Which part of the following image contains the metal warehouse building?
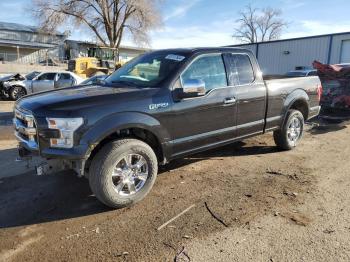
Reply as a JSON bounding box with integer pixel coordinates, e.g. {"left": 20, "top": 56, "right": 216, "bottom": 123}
{"left": 0, "top": 21, "right": 66, "bottom": 64}
{"left": 230, "top": 32, "right": 350, "bottom": 75}
{"left": 0, "top": 21, "right": 148, "bottom": 65}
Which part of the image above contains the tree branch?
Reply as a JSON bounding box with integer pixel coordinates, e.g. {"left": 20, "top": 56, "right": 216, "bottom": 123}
{"left": 31, "top": 0, "right": 162, "bottom": 48}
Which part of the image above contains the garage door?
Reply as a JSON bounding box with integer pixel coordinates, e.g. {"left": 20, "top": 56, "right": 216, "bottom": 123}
{"left": 340, "top": 40, "right": 350, "bottom": 63}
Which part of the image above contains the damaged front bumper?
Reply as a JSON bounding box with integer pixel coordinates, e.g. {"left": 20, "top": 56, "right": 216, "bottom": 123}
{"left": 17, "top": 146, "right": 87, "bottom": 177}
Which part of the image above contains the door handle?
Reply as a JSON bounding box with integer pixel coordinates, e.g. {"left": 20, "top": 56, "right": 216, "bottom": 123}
{"left": 224, "top": 97, "right": 236, "bottom": 104}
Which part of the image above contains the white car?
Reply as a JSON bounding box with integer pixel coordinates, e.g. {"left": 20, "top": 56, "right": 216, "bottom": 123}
{"left": 285, "top": 69, "right": 318, "bottom": 77}
{"left": 8, "top": 71, "right": 84, "bottom": 100}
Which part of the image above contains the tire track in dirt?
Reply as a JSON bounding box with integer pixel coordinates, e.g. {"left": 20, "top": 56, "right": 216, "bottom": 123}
{"left": 0, "top": 226, "right": 43, "bottom": 262}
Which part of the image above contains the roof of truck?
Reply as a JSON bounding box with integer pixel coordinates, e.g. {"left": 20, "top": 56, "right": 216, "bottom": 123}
{"left": 152, "top": 47, "right": 250, "bottom": 54}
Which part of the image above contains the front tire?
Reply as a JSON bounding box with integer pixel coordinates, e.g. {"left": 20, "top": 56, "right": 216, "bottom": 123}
{"left": 89, "top": 138, "right": 158, "bottom": 208}
{"left": 10, "top": 86, "right": 26, "bottom": 100}
{"left": 274, "top": 110, "right": 304, "bottom": 150}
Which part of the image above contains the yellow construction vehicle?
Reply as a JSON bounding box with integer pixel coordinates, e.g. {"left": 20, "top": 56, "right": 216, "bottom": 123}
{"left": 68, "top": 47, "right": 123, "bottom": 78}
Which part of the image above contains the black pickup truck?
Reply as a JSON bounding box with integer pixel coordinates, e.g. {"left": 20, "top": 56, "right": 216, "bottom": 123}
{"left": 14, "top": 47, "right": 321, "bottom": 208}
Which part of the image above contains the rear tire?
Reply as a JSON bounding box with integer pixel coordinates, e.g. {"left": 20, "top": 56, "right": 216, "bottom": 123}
{"left": 10, "top": 86, "right": 26, "bottom": 100}
{"left": 274, "top": 110, "right": 304, "bottom": 150}
{"left": 89, "top": 138, "right": 158, "bottom": 208}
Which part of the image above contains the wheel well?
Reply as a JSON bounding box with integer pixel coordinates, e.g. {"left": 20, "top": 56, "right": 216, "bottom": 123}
{"left": 11, "top": 85, "right": 27, "bottom": 94}
{"left": 86, "top": 128, "right": 164, "bottom": 170}
{"left": 290, "top": 99, "right": 308, "bottom": 120}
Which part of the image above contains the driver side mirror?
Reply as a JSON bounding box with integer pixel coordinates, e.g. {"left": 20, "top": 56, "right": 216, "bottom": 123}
{"left": 178, "top": 79, "right": 206, "bottom": 99}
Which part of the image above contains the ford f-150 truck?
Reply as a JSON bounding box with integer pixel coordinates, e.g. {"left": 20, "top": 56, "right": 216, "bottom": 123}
{"left": 14, "top": 47, "right": 322, "bottom": 208}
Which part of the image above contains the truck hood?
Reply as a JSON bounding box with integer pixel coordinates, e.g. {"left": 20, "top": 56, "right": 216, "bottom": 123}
{"left": 16, "top": 84, "right": 156, "bottom": 115}
{"left": 0, "top": 73, "right": 25, "bottom": 82}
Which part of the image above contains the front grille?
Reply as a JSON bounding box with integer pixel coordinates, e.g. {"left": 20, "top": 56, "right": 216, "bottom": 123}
{"left": 13, "top": 107, "right": 38, "bottom": 150}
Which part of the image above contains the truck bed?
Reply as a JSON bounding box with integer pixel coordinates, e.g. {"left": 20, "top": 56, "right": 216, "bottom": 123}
{"left": 263, "top": 76, "right": 321, "bottom": 131}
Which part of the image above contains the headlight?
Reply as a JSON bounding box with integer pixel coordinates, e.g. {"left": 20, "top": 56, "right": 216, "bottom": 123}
{"left": 3, "top": 82, "right": 11, "bottom": 88}
{"left": 46, "top": 118, "right": 83, "bottom": 148}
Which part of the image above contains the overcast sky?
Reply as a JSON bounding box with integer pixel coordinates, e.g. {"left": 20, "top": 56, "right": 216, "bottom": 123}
{"left": 1, "top": 0, "right": 350, "bottom": 48}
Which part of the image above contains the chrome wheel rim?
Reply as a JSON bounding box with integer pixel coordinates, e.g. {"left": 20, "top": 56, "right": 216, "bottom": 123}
{"left": 112, "top": 154, "right": 149, "bottom": 196}
{"left": 287, "top": 116, "right": 302, "bottom": 143}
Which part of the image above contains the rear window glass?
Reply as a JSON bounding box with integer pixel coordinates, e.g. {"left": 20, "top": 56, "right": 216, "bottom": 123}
{"left": 307, "top": 71, "right": 318, "bottom": 76}
{"left": 229, "top": 54, "right": 255, "bottom": 85}
{"left": 286, "top": 71, "right": 307, "bottom": 77}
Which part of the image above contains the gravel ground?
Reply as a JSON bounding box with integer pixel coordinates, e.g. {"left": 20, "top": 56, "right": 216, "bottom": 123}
{"left": 0, "top": 101, "right": 14, "bottom": 113}
{"left": 0, "top": 121, "right": 349, "bottom": 262}
{"left": 0, "top": 101, "right": 15, "bottom": 140}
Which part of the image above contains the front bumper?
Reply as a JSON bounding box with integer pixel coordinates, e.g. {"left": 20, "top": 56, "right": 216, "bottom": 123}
{"left": 0, "top": 88, "right": 9, "bottom": 98}
{"left": 14, "top": 106, "right": 91, "bottom": 159}
{"left": 14, "top": 106, "right": 89, "bottom": 176}
{"left": 17, "top": 145, "right": 87, "bottom": 177}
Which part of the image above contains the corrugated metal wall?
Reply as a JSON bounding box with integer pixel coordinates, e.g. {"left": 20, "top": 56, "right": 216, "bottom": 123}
{"left": 258, "top": 36, "right": 329, "bottom": 74}
{"left": 233, "top": 33, "right": 350, "bottom": 75}
{"left": 329, "top": 33, "right": 350, "bottom": 64}
{"left": 0, "top": 30, "right": 65, "bottom": 45}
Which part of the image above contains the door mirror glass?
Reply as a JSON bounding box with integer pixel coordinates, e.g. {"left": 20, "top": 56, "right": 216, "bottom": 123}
{"left": 179, "top": 79, "right": 206, "bottom": 98}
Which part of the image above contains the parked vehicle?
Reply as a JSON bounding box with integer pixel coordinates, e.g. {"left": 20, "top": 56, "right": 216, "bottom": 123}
{"left": 285, "top": 69, "right": 318, "bottom": 77}
{"left": 80, "top": 74, "right": 108, "bottom": 85}
{"left": 0, "top": 71, "right": 40, "bottom": 100}
{"left": 14, "top": 47, "right": 321, "bottom": 208}
{"left": 313, "top": 61, "right": 350, "bottom": 121}
{"left": 68, "top": 47, "right": 124, "bottom": 78}
{"left": 7, "top": 71, "right": 84, "bottom": 100}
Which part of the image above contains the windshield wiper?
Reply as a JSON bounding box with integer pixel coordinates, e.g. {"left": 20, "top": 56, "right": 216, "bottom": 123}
{"left": 108, "top": 80, "right": 155, "bottom": 89}
{"left": 109, "top": 80, "right": 137, "bottom": 87}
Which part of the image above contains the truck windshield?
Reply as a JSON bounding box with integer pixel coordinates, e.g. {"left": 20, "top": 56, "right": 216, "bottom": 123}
{"left": 105, "top": 52, "right": 187, "bottom": 87}
{"left": 25, "top": 71, "right": 40, "bottom": 80}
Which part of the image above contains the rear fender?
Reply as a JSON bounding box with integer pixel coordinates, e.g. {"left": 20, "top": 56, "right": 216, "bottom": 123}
{"left": 280, "top": 89, "right": 309, "bottom": 127}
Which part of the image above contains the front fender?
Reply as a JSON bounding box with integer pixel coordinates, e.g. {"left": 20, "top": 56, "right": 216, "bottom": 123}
{"left": 4, "top": 81, "right": 24, "bottom": 91}
{"left": 79, "top": 112, "right": 170, "bottom": 157}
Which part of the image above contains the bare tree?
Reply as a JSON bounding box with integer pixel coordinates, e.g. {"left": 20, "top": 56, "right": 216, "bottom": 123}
{"left": 233, "top": 5, "right": 288, "bottom": 43}
{"left": 31, "top": 0, "right": 163, "bottom": 48}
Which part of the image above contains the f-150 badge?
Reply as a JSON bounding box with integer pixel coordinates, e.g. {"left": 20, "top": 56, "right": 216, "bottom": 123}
{"left": 149, "top": 103, "right": 169, "bottom": 110}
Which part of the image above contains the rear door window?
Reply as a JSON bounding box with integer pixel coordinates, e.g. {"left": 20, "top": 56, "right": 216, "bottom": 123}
{"left": 229, "top": 54, "right": 255, "bottom": 86}
{"left": 59, "top": 73, "right": 73, "bottom": 80}
{"left": 307, "top": 71, "right": 318, "bottom": 76}
{"left": 181, "top": 54, "right": 227, "bottom": 92}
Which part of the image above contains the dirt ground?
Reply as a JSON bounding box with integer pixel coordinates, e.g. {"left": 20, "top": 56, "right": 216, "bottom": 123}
{"left": 0, "top": 100, "right": 14, "bottom": 113}
{"left": 0, "top": 120, "right": 350, "bottom": 262}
